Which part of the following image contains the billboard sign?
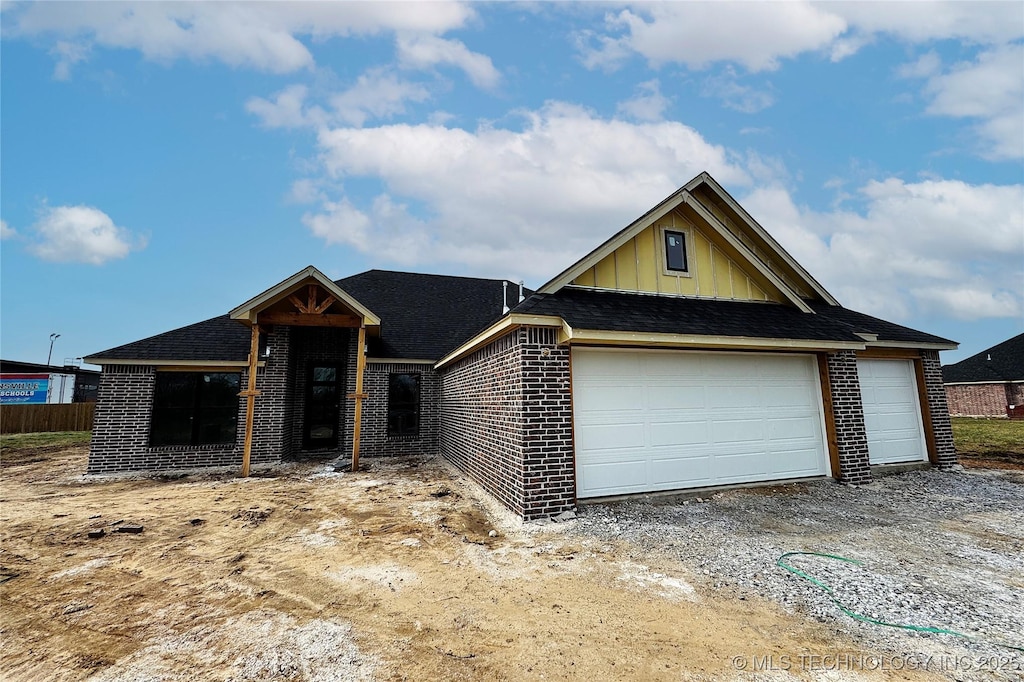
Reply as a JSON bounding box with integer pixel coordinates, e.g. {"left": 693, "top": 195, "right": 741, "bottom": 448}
{"left": 0, "top": 374, "right": 50, "bottom": 404}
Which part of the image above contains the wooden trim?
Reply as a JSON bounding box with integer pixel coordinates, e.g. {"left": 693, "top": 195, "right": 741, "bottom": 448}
{"left": 566, "top": 329, "right": 865, "bottom": 351}
{"left": 240, "top": 325, "right": 261, "bottom": 478}
{"left": 351, "top": 326, "right": 367, "bottom": 471}
{"left": 567, "top": 347, "right": 579, "bottom": 507}
{"left": 687, "top": 173, "right": 841, "bottom": 306}
{"left": 679, "top": 195, "right": 813, "bottom": 313}
{"left": 365, "top": 358, "right": 436, "bottom": 365}
{"left": 434, "top": 314, "right": 564, "bottom": 369}
{"left": 229, "top": 265, "right": 381, "bottom": 326}
{"left": 817, "top": 354, "right": 841, "bottom": 479}
{"left": 156, "top": 364, "right": 261, "bottom": 373}
{"left": 866, "top": 340, "right": 958, "bottom": 351}
{"left": 87, "top": 359, "right": 264, "bottom": 367}
{"left": 857, "top": 347, "right": 922, "bottom": 359}
{"left": 257, "top": 312, "right": 361, "bottom": 328}
{"left": 913, "top": 357, "right": 939, "bottom": 464}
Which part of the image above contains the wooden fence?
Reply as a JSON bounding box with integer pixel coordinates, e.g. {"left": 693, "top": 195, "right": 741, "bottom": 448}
{"left": 0, "top": 403, "right": 95, "bottom": 434}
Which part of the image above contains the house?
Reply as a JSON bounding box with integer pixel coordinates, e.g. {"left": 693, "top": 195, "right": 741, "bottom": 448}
{"left": 942, "top": 333, "right": 1024, "bottom": 418}
{"left": 84, "top": 172, "right": 958, "bottom": 519}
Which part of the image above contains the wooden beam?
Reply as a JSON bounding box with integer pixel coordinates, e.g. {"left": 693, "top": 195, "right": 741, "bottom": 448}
{"left": 857, "top": 347, "right": 921, "bottom": 359}
{"left": 351, "top": 325, "right": 367, "bottom": 472}
{"left": 257, "top": 312, "right": 361, "bottom": 328}
{"left": 240, "top": 324, "right": 261, "bottom": 478}
{"left": 288, "top": 294, "right": 309, "bottom": 313}
{"left": 312, "top": 294, "right": 336, "bottom": 315}
{"left": 307, "top": 284, "right": 317, "bottom": 314}
{"left": 817, "top": 354, "right": 841, "bottom": 479}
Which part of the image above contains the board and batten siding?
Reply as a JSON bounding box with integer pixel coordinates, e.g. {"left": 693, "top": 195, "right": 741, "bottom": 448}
{"left": 571, "top": 209, "right": 782, "bottom": 303}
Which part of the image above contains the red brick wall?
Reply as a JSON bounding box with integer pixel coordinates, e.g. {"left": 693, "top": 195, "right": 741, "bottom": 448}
{"left": 945, "top": 383, "right": 1010, "bottom": 417}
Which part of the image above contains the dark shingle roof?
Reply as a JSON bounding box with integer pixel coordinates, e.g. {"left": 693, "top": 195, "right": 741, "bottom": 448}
{"left": 809, "top": 302, "right": 957, "bottom": 346}
{"left": 86, "top": 315, "right": 251, "bottom": 362}
{"left": 336, "top": 270, "right": 525, "bottom": 359}
{"left": 87, "top": 270, "right": 526, "bottom": 363}
{"left": 513, "top": 288, "right": 865, "bottom": 342}
{"left": 942, "top": 333, "right": 1024, "bottom": 383}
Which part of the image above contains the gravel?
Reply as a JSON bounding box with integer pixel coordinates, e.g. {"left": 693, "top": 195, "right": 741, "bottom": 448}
{"left": 566, "top": 468, "right": 1024, "bottom": 678}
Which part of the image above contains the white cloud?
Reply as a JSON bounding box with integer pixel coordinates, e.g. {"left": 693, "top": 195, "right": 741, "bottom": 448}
{"left": 6, "top": 1, "right": 475, "bottom": 74}
{"left": 831, "top": 1, "right": 1024, "bottom": 45}
{"left": 919, "top": 44, "right": 1024, "bottom": 160}
{"left": 247, "top": 70, "right": 431, "bottom": 130}
{"left": 305, "top": 102, "right": 749, "bottom": 277}
{"left": 701, "top": 68, "right": 776, "bottom": 113}
{"left": 396, "top": 34, "right": 500, "bottom": 89}
{"left": 246, "top": 84, "right": 321, "bottom": 129}
{"left": 579, "top": 3, "right": 846, "bottom": 72}
{"left": 742, "top": 178, "right": 1023, "bottom": 321}
{"left": 29, "top": 205, "right": 145, "bottom": 265}
{"left": 616, "top": 79, "right": 670, "bottom": 121}
{"left": 578, "top": 2, "right": 1023, "bottom": 71}
{"left": 330, "top": 69, "right": 431, "bottom": 126}
{"left": 1, "top": 219, "right": 16, "bottom": 240}
{"left": 49, "top": 40, "right": 90, "bottom": 80}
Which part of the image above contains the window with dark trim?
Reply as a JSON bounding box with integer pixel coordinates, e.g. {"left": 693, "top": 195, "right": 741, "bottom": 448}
{"left": 150, "top": 372, "right": 240, "bottom": 447}
{"left": 664, "top": 229, "right": 688, "bottom": 273}
{"left": 387, "top": 373, "right": 421, "bottom": 437}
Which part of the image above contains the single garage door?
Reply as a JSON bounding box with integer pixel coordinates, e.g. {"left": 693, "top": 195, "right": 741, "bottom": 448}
{"left": 857, "top": 358, "right": 928, "bottom": 465}
{"left": 572, "top": 348, "right": 829, "bottom": 498}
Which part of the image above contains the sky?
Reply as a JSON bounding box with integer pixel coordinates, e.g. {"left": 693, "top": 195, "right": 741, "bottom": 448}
{"left": 1, "top": 1, "right": 1022, "bottom": 369}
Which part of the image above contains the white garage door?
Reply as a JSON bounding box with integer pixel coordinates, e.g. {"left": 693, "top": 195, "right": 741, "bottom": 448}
{"left": 857, "top": 358, "right": 927, "bottom": 465}
{"left": 572, "top": 349, "right": 830, "bottom": 498}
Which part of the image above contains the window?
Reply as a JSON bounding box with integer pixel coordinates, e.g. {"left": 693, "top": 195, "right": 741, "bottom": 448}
{"left": 664, "top": 229, "right": 688, "bottom": 273}
{"left": 388, "top": 373, "right": 421, "bottom": 437}
{"left": 150, "top": 372, "right": 240, "bottom": 446}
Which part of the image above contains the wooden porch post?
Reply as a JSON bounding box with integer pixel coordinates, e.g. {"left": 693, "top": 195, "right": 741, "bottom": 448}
{"left": 240, "top": 323, "right": 262, "bottom": 477}
{"left": 351, "top": 325, "right": 367, "bottom": 471}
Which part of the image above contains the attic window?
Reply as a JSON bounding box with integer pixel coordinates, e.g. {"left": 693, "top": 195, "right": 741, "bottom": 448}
{"left": 664, "top": 229, "right": 688, "bottom": 273}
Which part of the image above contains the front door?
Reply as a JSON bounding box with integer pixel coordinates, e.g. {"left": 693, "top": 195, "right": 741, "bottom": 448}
{"left": 303, "top": 364, "right": 343, "bottom": 450}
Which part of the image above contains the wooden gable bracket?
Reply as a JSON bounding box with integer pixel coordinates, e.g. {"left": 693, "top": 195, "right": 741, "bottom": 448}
{"left": 260, "top": 284, "right": 357, "bottom": 328}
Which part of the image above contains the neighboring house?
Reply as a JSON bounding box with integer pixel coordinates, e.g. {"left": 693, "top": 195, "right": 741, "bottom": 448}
{"left": 942, "top": 334, "right": 1024, "bottom": 418}
{"left": 84, "top": 172, "right": 958, "bottom": 519}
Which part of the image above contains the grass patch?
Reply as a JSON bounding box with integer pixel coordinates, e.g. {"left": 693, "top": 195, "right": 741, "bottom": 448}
{"left": 1, "top": 431, "right": 91, "bottom": 453}
{"left": 951, "top": 418, "right": 1024, "bottom": 459}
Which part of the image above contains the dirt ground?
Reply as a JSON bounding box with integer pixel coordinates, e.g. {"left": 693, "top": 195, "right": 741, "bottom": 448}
{"left": 1, "top": 448, "right": 957, "bottom": 681}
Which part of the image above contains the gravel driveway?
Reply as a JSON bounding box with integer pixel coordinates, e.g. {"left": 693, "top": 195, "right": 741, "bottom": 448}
{"left": 565, "top": 468, "right": 1024, "bottom": 679}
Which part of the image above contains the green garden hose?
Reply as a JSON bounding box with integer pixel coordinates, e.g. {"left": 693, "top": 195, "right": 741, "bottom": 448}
{"left": 776, "top": 551, "right": 1024, "bottom": 653}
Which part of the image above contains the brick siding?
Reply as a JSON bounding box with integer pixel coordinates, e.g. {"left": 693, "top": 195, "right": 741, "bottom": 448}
{"left": 920, "top": 351, "right": 957, "bottom": 467}
{"left": 945, "top": 383, "right": 1017, "bottom": 417}
{"left": 361, "top": 363, "right": 440, "bottom": 457}
{"left": 520, "top": 327, "right": 574, "bottom": 519}
{"left": 440, "top": 326, "right": 575, "bottom": 519}
{"left": 826, "top": 351, "right": 872, "bottom": 484}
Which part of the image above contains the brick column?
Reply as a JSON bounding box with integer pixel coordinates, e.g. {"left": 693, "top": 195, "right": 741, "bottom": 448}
{"left": 920, "top": 350, "right": 957, "bottom": 468}
{"left": 251, "top": 325, "right": 291, "bottom": 465}
{"left": 520, "top": 327, "right": 575, "bottom": 520}
{"left": 826, "top": 351, "right": 871, "bottom": 484}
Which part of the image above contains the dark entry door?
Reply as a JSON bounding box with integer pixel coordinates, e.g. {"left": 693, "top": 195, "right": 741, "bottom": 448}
{"left": 303, "top": 364, "right": 343, "bottom": 449}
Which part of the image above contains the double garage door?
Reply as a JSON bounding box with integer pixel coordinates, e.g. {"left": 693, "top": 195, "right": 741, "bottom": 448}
{"left": 572, "top": 349, "right": 830, "bottom": 498}
{"left": 572, "top": 350, "right": 929, "bottom": 499}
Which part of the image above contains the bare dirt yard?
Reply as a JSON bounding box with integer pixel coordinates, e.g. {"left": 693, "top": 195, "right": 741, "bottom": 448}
{"left": 2, "top": 443, "right": 1021, "bottom": 681}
